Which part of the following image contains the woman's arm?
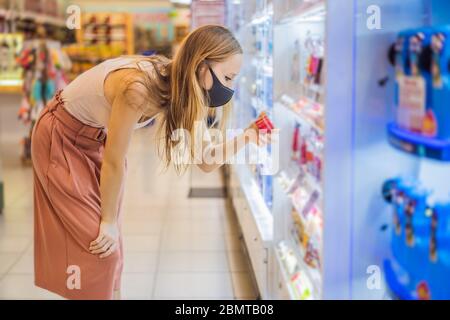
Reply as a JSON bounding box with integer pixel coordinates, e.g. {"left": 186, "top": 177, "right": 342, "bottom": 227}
{"left": 196, "top": 121, "right": 274, "bottom": 173}
{"left": 89, "top": 79, "right": 144, "bottom": 259}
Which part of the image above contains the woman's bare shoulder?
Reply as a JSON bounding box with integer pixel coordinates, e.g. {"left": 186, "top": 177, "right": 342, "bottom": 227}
{"left": 104, "top": 68, "right": 151, "bottom": 111}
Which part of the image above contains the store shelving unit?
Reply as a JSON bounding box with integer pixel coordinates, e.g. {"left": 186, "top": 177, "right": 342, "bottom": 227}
{"left": 227, "top": 0, "right": 450, "bottom": 300}
{"left": 62, "top": 13, "right": 135, "bottom": 80}
{"left": 270, "top": 0, "right": 325, "bottom": 300}
{"left": 76, "top": 12, "right": 134, "bottom": 55}
{"left": 226, "top": 0, "right": 274, "bottom": 299}
{"left": 0, "top": 0, "right": 69, "bottom": 93}
{"left": 227, "top": 0, "right": 326, "bottom": 300}
{"left": 0, "top": 32, "right": 24, "bottom": 91}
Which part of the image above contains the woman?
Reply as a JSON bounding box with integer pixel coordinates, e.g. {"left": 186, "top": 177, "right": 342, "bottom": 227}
{"left": 31, "top": 25, "right": 271, "bottom": 300}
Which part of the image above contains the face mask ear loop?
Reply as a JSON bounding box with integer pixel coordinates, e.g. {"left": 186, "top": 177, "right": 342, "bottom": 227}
{"left": 207, "top": 63, "right": 217, "bottom": 82}
{"left": 201, "top": 62, "right": 213, "bottom": 106}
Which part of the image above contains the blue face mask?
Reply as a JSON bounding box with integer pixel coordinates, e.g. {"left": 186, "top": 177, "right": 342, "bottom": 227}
{"left": 206, "top": 65, "right": 235, "bottom": 108}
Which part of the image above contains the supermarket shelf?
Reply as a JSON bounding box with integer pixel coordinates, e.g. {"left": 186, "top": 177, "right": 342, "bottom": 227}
{"left": 274, "top": 246, "right": 299, "bottom": 300}
{"left": 275, "top": 101, "right": 324, "bottom": 135}
{"left": 0, "top": 81, "right": 23, "bottom": 93}
{"left": 277, "top": 177, "right": 322, "bottom": 222}
{"left": 250, "top": 14, "right": 272, "bottom": 26}
{"left": 0, "top": 9, "right": 66, "bottom": 26}
{"left": 68, "top": 56, "right": 106, "bottom": 64}
{"left": 228, "top": 164, "right": 272, "bottom": 298}
{"left": 274, "top": 239, "right": 321, "bottom": 300}
{"left": 251, "top": 57, "right": 273, "bottom": 76}
{"left": 238, "top": 8, "right": 273, "bottom": 29}
{"left": 278, "top": 163, "right": 323, "bottom": 194}
{"left": 276, "top": 1, "right": 326, "bottom": 26}
{"left": 273, "top": 174, "right": 322, "bottom": 299}
{"left": 76, "top": 13, "right": 134, "bottom": 55}
{"left": 387, "top": 122, "right": 450, "bottom": 161}
{"left": 290, "top": 238, "right": 322, "bottom": 299}
{"left": 233, "top": 164, "right": 273, "bottom": 246}
{"left": 20, "top": 11, "right": 66, "bottom": 27}
{"left": 83, "top": 35, "right": 127, "bottom": 41}
{"left": 83, "top": 23, "right": 126, "bottom": 29}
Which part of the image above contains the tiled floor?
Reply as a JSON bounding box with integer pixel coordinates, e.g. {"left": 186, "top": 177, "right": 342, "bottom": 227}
{"left": 0, "top": 94, "right": 258, "bottom": 300}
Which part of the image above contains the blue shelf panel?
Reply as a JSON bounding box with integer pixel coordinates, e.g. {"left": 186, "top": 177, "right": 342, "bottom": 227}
{"left": 387, "top": 123, "right": 450, "bottom": 161}
{"left": 384, "top": 259, "right": 415, "bottom": 300}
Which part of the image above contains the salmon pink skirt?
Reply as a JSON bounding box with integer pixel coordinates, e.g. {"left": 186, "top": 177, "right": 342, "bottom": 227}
{"left": 31, "top": 91, "right": 124, "bottom": 300}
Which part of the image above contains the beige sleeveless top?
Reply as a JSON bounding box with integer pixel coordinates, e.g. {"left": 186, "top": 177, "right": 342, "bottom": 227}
{"left": 62, "top": 56, "right": 157, "bottom": 129}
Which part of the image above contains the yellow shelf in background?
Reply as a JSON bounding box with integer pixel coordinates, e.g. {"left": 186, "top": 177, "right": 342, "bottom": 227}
{"left": 0, "top": 84, "right": 23, "bottom": 94}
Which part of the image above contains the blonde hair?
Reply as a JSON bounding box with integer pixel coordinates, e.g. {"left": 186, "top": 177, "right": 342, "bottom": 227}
{"left": 123, "top": 25, "right": 242, "bottom": 174}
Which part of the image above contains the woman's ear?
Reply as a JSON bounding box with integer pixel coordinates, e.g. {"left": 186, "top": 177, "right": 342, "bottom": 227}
{"left": 198, "top": 61, "right": 213, "bottom": 90}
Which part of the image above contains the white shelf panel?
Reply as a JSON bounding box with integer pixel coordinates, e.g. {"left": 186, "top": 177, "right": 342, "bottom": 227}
{"left": 233, "top": 164, "right": 273, "bottom": 246}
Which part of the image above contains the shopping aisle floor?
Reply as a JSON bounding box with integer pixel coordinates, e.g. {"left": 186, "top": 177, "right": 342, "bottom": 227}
{"left": 0, "top": 94, "right": 258, "bottom": 300}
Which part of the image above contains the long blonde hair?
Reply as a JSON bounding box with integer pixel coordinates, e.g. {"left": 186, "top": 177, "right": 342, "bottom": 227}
{"left": 125, "top": 25, "right": 242, "bottom": 174}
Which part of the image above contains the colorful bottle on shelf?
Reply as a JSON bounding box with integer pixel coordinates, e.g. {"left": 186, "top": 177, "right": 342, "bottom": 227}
{"left": 292, "top": 123, "right": 301, "bottom": 161}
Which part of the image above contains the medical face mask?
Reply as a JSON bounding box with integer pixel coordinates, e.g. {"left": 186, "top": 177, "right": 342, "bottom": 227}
{"left": 205, "top": 65, "right": 235, "bottom": 108}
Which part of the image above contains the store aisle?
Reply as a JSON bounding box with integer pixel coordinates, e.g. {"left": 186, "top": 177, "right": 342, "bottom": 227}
{"left": 0, "top": 96, "right": 258, "bottom": 300}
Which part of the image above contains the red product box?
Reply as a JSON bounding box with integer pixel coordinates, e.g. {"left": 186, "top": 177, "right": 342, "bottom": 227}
{"left": 255, "top": 112, "right": 275, "bottom": 132}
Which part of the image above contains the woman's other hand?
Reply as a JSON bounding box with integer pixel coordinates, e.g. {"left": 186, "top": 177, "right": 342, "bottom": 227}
{"left": 89, "top": 220, "right": 119, "bottom": 259}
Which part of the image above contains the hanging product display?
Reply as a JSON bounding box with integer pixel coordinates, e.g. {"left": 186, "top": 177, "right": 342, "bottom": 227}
{"left": 388, "top": 26, "right": 450, "bottom": 160}
{"left": 382, "top": 22, "right": 450, "bottom": 301}
{"left": 16, "top": 39, "right": 71, "bottom": 164}
{"left": 382, "top": 177, "right": 450, "bottom": 300}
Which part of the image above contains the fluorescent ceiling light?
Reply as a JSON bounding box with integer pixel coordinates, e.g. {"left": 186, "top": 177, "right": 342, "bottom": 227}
{"left": 171, "top": 0, "right": 191, "bottom": 4}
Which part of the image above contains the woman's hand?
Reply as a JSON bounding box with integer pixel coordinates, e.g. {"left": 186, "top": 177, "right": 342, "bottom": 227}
{"left": 245, "top": 113, "right": 278, "bottom": 147}
{"left": 89, "top": 220, "right": 119, "bottom": 259}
